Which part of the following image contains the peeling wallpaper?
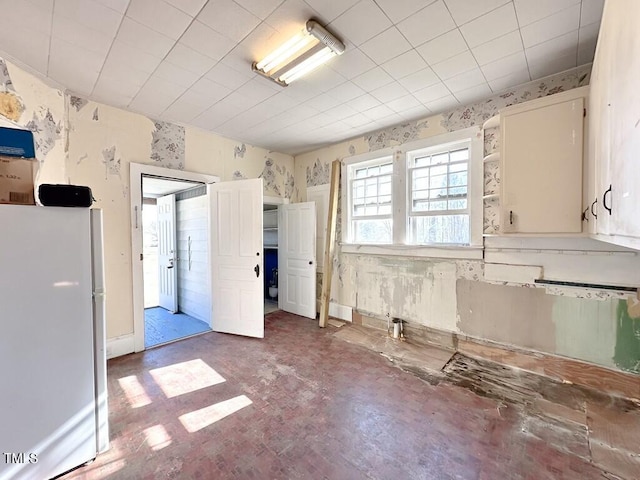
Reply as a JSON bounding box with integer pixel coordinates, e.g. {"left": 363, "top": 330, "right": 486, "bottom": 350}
{"left": 294, "top": 64, "right": 638, "bottom": 375}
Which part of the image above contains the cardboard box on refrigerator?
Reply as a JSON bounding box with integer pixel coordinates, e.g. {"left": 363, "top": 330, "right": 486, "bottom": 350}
{"left": 0, "top": 126, "right": 37, "bottom": 205}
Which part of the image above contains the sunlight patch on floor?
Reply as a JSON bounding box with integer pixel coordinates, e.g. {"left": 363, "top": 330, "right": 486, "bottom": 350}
{"left": 179, "top": 395, "right": 253, "bottom": 433}
{"left": 149, "top": 359, "right": 225, "bottom": 399}
{"left": 117, "top": 375, "right": 152, "bottom": 408}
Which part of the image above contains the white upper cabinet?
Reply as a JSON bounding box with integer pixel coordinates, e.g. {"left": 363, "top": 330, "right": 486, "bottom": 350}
{"left": 589, "top": 0, "right": 640, "bottom": 250}
{"left": 500, "top": 87, "right": 587, "bottom": 234}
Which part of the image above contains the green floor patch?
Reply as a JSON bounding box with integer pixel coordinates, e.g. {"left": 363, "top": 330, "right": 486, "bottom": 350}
{"left": 614, "top": 299, "right": 640, "bottom": 373}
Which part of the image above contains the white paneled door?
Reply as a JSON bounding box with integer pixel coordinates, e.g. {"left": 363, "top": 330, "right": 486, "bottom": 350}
{"left": 209, "top": 179, "right": 264, "bottom": 338}
{"left": 278, "top": 202, "right": 317, "bottom": 319}
{"left": 157, "top": 194, "right": 178, "bottom": 312}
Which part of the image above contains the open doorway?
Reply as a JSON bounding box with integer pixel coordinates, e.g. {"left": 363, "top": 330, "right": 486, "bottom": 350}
{"left": 263, "top": 204, "right": 279, "bottom": 314}
{"left": 142, "top": 175, "right": 212, "bottom": 348}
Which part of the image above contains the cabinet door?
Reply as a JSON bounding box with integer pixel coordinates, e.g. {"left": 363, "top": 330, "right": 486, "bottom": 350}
{"left": 501, "top": 97, "right": 584, "bottom": 233}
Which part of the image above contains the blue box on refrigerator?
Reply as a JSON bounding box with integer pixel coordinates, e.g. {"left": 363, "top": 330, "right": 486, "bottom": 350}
{"left": 0, "top": 126, "right": 36, "bottom": 158}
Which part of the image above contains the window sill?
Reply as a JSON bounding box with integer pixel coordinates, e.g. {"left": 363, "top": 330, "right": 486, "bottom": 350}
{"left": 340, "top": 243, "right": 484, "bottom": 260}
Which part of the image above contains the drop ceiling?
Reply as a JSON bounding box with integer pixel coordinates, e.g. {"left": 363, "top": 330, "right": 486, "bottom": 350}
{"left": 0, "top": 0, "right": 603, "bottom": 155}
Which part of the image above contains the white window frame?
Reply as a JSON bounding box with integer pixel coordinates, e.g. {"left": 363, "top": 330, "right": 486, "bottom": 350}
{"left": 341, "top": 127, "right": 483, "bottom": 259}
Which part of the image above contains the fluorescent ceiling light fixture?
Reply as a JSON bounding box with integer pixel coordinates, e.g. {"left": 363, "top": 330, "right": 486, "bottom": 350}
{"left": 252, "top": 20, "right": 345, "bottom": 86}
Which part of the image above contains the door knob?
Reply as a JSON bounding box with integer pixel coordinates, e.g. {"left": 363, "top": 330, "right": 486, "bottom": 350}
{"left": 309, "top": 261, "right": 313, "bottom": 265}
{"left": 167, "top": 259, "right": 174, "bottom": 269}
{"left": 254, "top": 264, "right": 260, "bottom": 277}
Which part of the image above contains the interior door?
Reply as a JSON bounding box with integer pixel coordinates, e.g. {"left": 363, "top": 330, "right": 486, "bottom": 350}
{"left": 209, "top": 178, "right": 264, "bottom": 338}
{"left": 278, "top": 202, "right": 317, "bottom": 319}
{"left": 157, "top": 194, "right": 177, "bottom": 312}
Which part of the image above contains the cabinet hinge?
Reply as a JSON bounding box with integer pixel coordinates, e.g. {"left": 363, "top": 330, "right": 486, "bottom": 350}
{"left": 583, "top": 108, "right": 586, "bottom": 117}
{"left": 140, "top": 253, "right": 143, "bottom": 261}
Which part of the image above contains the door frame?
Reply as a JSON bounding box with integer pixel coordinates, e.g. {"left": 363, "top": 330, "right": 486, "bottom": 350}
{"left": 130, "top": 163, "right": 219, "bottom": 353}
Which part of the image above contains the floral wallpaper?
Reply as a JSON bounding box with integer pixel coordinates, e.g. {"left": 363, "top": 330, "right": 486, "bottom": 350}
{"left": 69, "top": 95, "right": 88, "bottom": 112}
{"left": 306, "top": 158, "right": 330, "bottom": 187}
{"left": 150, "top": 121, "right": 185, "bottom": 170}
{"left": 260, "top": 156, "right": 296, "bottom": 199}
{"left": 25, "top": 108, "right": 62, "bottom": 158}
{"left": 234, "top": 143, "right": 246, "bottom": 158}
{"left": 101, "top": 145, "right": 121, "bottom": 179}
{"left": 365, "top": 119, "right": 429, "bottom": 151}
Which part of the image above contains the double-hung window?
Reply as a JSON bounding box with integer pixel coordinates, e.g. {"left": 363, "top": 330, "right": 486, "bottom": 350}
{"left": 407, "top": 141, "right": 471, "bottom": 245}
{"left": 342, "top": 127, "right": 482, "bottom": 256}
{"left": 348, "top": 155, "right": 394, "bottom": 244}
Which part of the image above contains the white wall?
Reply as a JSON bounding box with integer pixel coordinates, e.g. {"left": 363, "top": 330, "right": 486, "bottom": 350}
{"left": 176, "top": 195, "right": 209, "bottom": 322}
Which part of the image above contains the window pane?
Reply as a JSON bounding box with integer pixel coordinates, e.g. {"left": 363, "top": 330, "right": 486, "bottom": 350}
{"left": 379, "top": 204, "right": 392, "bottom": 215}
{"left": 432, "top": 152, "right": 449, "bottom": 165}
{"left": 430, "top": 174, "right": 447, "bottom": 189}
{"left": 354, "top": 219, "right": 392, "bottom": 244}
{"left": 414, "top": 155, "right": 430, "bottom": 167}
{"left": 449, "top": 186, "right": 467, "bottom": 197}
{"left": 368, "top": 166, "right": 379, "bottom": 176}
{"left": 414, "top": 177, "right": 429, "bottom": 190}
{"left": 380, "top": 163, "right": 393, "bottom": 174}
{"left": 450, "top": 148, "right": 469, "bottom": 162}
{"left": 450, "top": 162, "right": 467, "bottom": 173}
{"left": 448, "top": 198, "right": 467, "bottom": 210}
{"left": 413, "top": 190, "right": 429, "bottom": 200}
{"left": 409, "top": 214, "right": 469, "bottom": 245}
{"left": 413, "top": 168, "right": 429, "bottom": 178}
{"left": 379, "top": 181, "right": 391, "bottom": 195}
{"left": 449, "top": 171, "right": 467, "bottom": 187}
{"left": 429, "top": 200, "right": 447, "bottom": 211}
{"left": 355, "top": 168, "right": 366, "bottom": 178}
{"left": 429, "top": 188, "right": 447, "bottom": 199}
{"left": 431, "top": 165, "right": 447, "bottom": 176}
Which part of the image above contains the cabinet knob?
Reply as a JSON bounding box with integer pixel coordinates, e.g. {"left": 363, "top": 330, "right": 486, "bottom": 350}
{"left": 509, "top": 210, "right": 514, "bottom": 225}
{"left": 591, "top": 198, "right": 598, "bottom": 219}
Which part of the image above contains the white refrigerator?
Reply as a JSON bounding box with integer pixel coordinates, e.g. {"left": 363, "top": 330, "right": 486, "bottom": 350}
{"left": 0, "top": 205, "right": 108, "bottom": 480}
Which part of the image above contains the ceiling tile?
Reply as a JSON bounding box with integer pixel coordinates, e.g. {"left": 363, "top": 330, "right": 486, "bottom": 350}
{"left": 397, "top": 1, "right": 456, "bottom": 47}
{"left": 431, "top": 50, "right": 478, "bottom": 80}
{"left": 9, "top": 0, "right": 52, "bottom": 34}
{"left": 126, "top": 0, "right": 193, "bottom": 40}
{"left": 117, "top": 17, "right": 175, "bottom": 58}
{"left": 163, "top": 0, "right": 207, "bottom": 16}
{"left": 345, "top": 93, "right": 381, "bottom": 112}
{"left": 370, "top": 82, "right": 410, "bottom": 103}
{"left": 93, "top": 0, "right": 129, "bottom": 14}
{"left": 303, "top": 92, "right": 343, "bottom": 112}
{"left": 397, "top": 67, "right": 440, "bottom": 92}
{"left": 351, "top": 67, "right": 395, "bottom": 91}
{"left": 453, "top": 82, "right": 492, "bottom": 104}
{"left": 52, "top": 13, "right": 114, "bottom": 56}
{"left": 329, "top": 0, "right": 392, "bottom": 46}
{"left": 162, "top": 97, "right": 208, "bottom": 123}
{"left": 398, "top": 105, "right": 432, "bottom": 121}
{"left": 234, "top": 0, "right": 282, "bottom": 20}
{"left": 487, "top": 68, "right": 530, "bottom": 92}
{"left": 134, "top": 76, "right": 186, "bottom": 111}
{"left": 235, "top": 78, "right": 279, "bottom": 104}
{"left": 188, "top": 77, "right": 233, "bottom": 105}
{"left": 514, "top": 0, "right": 580, "bottom": 27}
{"left": 459, "top": 3, "right": 518, "bottom": 48}
{"left": 363, "top": 104, "right": 395, "bottom": 121}
{"left": 580, "top": 0, "right": 605, "bottom": 26}
{"left": 324, "top": 103, "right": 359, "bottom": 120}
{"left": 481, "top": 51, "right": 528, "bottom": 81}
{"left": 192, "top": 103, "right": 237, "bottom": 130}
{"left": 520, "top": 4, "right": 581, "bottom": 48}
{"left": 528, "top": 51, "right": 577, "bottom": 80}
{"left": 577, "top": 22, "right": 599, "bottom": 65}
{"left": 381, "top": 50, "right": 428, "bottom": 80}
{"left": 92, "top": 73, "right": 139, "bottom": 106}
{"left": 423, "top": 94, "right": 459, "bottom": 113}
{"left": 525, "top": 30, "right": 578, "bottom": 64}
{"left": 105, "top": 39, "right": 163, "bottom": 74}
{"left": 100, "top": 54, "right": 151, "bottom": 87}
{"left": 165, "top": 43, "right": 218, "bottom": 76}
{"left": 302, "top": 0, "right": 359, "bottom": 22}
{"left": 342, "top": 112, "right": 372, "bottom": 128}
{"left": 359, "top": 27, "right": 412, "bottom": 65}
{"left": 375, "top": 0, "right": 437, "bottom": 23}
{"left": 413, "top": 82, "right": 451, "bottom": 104}
{"left": 416, "top": 29, "right": 468, "bottom": 66}
{"left": 526, "top": 30, "right": 578, "bottom": 79}
{"left": 331, "top": 48, "right": 376, "bottom": 80}
{"left": 471, "top": 30, "right": 523, "bottom": 66}
{"left": 0, "top": 28, "right": 50, "bottom": 73}
{"left": 278, "top": 80, "right": 323, "bottom": 102}
{"left": 303, "top": 66, "right": 346, "bottom": 93}
{"left": 197, "top": 0, "right": 261, "bottom": 42}
{"left": 54, "top": 0, "right": 122, "bottom": 36}
{"left": 204, "top": 62, "right": 253, "bottom": 90}
{"left": 154, "top": 61, "right": 200, "bottom": 88}
{"left": 264, "top": 0, "right": 319, "bottom": 38}
{"left": 385, "top": 94, "right": 422, "bottom": 113}
{"left": 181, "top": 21, "right": 236, "bottom": 61}
{"left": 444, "top": 67, "right": 486, "bottom": 92}
{"left": 444, "top": 0, "right": 510, "bottom": 26}
{"left": 49, "top": 37, "right": 102, "bottom": 94}
{"left": 326, "top": 81, "right": 366, "bottom": 102}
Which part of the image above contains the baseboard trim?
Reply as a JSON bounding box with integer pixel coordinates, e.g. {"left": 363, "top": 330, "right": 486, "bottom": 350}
{"left": 106, "top": 333, "right": 135, "bottom": 360}
{"left": 329, "top": 302, "right": 352, "bottom": 322}
{"left": 353, "top": 310, "right": 639, "bottom": 401}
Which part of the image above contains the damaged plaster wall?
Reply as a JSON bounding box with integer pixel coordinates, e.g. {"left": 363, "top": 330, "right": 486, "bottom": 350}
{"left": 1, "top": 57, "right": 294, "bottom": 340}
{"left": 67, "top": 99, "right": 294, "bottom": 339}
{"left": 0, "top": 58, "right": 65, "bottom": 186}
{"left": 293, "top": 64, "right": 640, "bottom": 375}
